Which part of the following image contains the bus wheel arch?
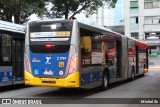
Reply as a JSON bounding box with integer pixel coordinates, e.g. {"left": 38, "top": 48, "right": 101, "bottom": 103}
{"left": 101, "top": 69, "right": 109, "bottom": 91}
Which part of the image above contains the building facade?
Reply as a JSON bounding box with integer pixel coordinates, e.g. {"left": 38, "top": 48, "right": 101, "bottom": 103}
{"left": 124, "top": 0, "right": 160, "bottom": 56}
{"left": 85, "top": 0, "right": 124, "bottom": 26}
{"left": 114, "top": 0, "right": 124, "bottom": 25}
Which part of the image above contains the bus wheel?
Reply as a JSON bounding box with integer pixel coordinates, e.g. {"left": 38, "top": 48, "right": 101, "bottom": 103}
{"left": 102, "top": 72, "right": 109, "bottom": 91}
{"left": 131, "top": 68, "right": 135, "bottom": 80}
{"left": 142, "top": 65, "right": 146, "bottom": 76}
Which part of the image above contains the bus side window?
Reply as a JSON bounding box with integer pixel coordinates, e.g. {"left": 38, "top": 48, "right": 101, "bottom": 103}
{"left": 81, "top": 36, "right": 91, "bottom": 65}
{"left": 107, "top": 41, "right": 116, "bottom": 66}
{"left": 103, "top": 42, "right": 108, "bottom": 63}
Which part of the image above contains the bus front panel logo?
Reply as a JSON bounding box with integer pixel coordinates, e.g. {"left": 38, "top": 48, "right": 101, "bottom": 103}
{"left": 32, "top": 56, "right": 41, "bottom": 62}
{"left": 43, "top": 70, "right": 53, "bottom": 75}
{"left": 59, "top": 62, "right": 64, "bottom": 67}
{"left": 45, "top": 57, "right": 51, "bottom": 64}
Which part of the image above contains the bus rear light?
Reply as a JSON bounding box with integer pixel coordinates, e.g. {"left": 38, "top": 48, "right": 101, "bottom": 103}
{"left": 68, "top": 54, "right": 78, "bottom": 74}
{"left": 25, "top": 54, "right": 31, "bottom": 73}
{"left": 45, "top": 44, "right": 54, "bottom": 48}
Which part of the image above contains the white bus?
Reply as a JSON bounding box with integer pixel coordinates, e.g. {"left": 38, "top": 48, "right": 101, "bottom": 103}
{"left": 0, "top": 20, "right": 25, "bottom": 86}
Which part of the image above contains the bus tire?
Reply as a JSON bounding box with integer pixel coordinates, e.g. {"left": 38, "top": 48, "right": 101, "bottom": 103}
{"left": 131, "top": 67, "right": 135, "bottom": 81}
{"left": 101, "top": 71, "right": 109, "bottom": 91}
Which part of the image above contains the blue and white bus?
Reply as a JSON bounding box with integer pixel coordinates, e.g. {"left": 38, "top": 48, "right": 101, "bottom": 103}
{"left": 25, "top": 19, "right": 148, "bottom": 90}
{"left": 0, "top": 20, "right": 25, "bottom": 86}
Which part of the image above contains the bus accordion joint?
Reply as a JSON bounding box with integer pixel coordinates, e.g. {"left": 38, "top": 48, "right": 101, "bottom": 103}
{"left": 68, "top": 54, "right": 78, "bottom": 75}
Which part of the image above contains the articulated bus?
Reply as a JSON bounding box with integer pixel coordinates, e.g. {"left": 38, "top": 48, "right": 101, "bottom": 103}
{"left": 0, "top": 20, "right": 25, "bottom": 86}
{"left": 24, "top": 19, "right": 148, "bottom": 90}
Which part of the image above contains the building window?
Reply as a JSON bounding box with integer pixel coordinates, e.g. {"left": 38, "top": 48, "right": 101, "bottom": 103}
{"left": 130, "top": 1, "right": 138, "bottom": 8}
{"left": 144, "top": 0, "right": 160, "bottom": 9}
{"left": 145, "top": 17, "right": 153, "bottom": 24}
{"left": 153, "top": 16, "right": 160, "bottom": 24}
{"left": 131, "top": 17, "right": 139, "bottom": 24}
{"left": 130, "top": 17, "right": 139, "bottom": 30}
{"left": 130, "top": 1, "right": 139, "bottom": 14}
{"left": 144, "top": 2, "right": 153, "bottom": 9}
{"left": 131, "top": 33, "right": 139, "bottom": 39}
{"left": 144, "top": 16, "right": 160, "bottom": 24}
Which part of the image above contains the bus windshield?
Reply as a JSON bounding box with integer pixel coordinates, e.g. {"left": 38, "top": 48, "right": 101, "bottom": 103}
{"left": 29, "top": 21, "right": 72, "bottom": 53}
{"left": 29, "top": 22, "right": 72, "bottom": 42}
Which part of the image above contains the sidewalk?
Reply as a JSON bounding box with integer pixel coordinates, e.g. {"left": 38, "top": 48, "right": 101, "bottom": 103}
{"left": 149, "top": 66, "right": 160, "bottom": 69}
{"left": 149, "top": 55, "right": 160, "bottom": 69}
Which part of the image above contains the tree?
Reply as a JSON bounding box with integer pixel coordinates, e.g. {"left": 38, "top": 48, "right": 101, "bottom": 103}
{"left": 0, "top": 0, "right": 48, "bottom": 24}
{"left": 47, "top": 0, "right": 118, "bottom": 19}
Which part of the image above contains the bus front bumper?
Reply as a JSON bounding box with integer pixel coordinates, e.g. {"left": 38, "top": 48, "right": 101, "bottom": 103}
{"left": 24, "top": 71, "right": 80, "bottom": 88}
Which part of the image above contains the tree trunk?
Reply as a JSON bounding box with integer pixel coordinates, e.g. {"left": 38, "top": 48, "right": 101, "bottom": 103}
{"left": 65, "top": 13, "right": 68, "bottom": 19}
{"left": 6, "top": 12, "right": 13, "bottom": 22}
{"left": 14, "top": 7, "right": 21, "bottom": 24}
{"left": 14, "top": 13, "right": 20, "bottom": 24}
{"left": 64, "top": 2, "right": 69, "bottom": 19}
{"left": 14, "top": 1, "right": 21, "bottom": 24}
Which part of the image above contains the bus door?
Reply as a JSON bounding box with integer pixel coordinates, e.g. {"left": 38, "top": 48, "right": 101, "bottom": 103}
{"left": 135, "top": 46, "right": 139, "bottom": 74}
{"left": 12, "top": 38, "right": 24, "bottom": 84}
{"left": 116, "top": 40, "right": 122, "bottom": 78}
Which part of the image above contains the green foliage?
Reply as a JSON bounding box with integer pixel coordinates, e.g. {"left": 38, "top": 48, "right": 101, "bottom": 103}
{"left": 0, "top": 0, "right": 48, "bottom": 24}
{"left": 0, "top": 0, "right": 118, "bottom": 23}
{"left": 47, "top": 0, "right": 118, "bottom": 19}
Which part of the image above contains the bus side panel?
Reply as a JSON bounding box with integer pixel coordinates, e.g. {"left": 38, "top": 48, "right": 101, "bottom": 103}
{"left": 80, "top": 67, "right": 102, "bottom": 88}
{"left": 79, "top": 29, "right": 103, "bottom": 88}
{"left": 0, "top": 67, "right": 12, "bottom": 86}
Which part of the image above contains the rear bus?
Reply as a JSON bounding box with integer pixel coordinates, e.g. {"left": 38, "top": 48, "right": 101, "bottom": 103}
{"left": 24, "top": 20, "right": 80, "bottom": 88}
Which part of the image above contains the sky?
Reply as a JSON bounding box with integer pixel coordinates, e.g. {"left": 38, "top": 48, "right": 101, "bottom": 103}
{"left": 28, "top": 0, "right": 124, "bottom": 26}
{"left": 28, "top": 12, "right": 90, "bottom": 23}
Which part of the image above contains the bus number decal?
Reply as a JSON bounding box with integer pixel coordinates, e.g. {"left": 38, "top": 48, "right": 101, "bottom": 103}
{"left": 57, "top": 57, "right": 67, "bottom": 61}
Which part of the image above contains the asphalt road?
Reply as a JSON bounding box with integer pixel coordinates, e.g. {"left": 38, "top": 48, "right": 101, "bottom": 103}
{"left": 0, "top": 68, "right": 160, "bottom": 107}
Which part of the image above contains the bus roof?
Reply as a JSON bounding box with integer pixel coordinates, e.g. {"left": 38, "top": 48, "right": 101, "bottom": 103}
{"left": 0, "top": 20, "right": 25, "bottom": 34}
{"left": 28, "top": 19, "right": 69, "bottom": 24}
{"left": 128, "top": 36, "right": 148, "bottom": 45}
{"left": 77, "top": 20, "right": 125, "bottom": 38}
{"left": 128, "top": 36, "right": 148, "bottom": 49}
{"left": 28, "top": 19, "right": 148, "bottom": 48}
{"left": 29, "top": 19, "right": 124, "bottom": 37}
